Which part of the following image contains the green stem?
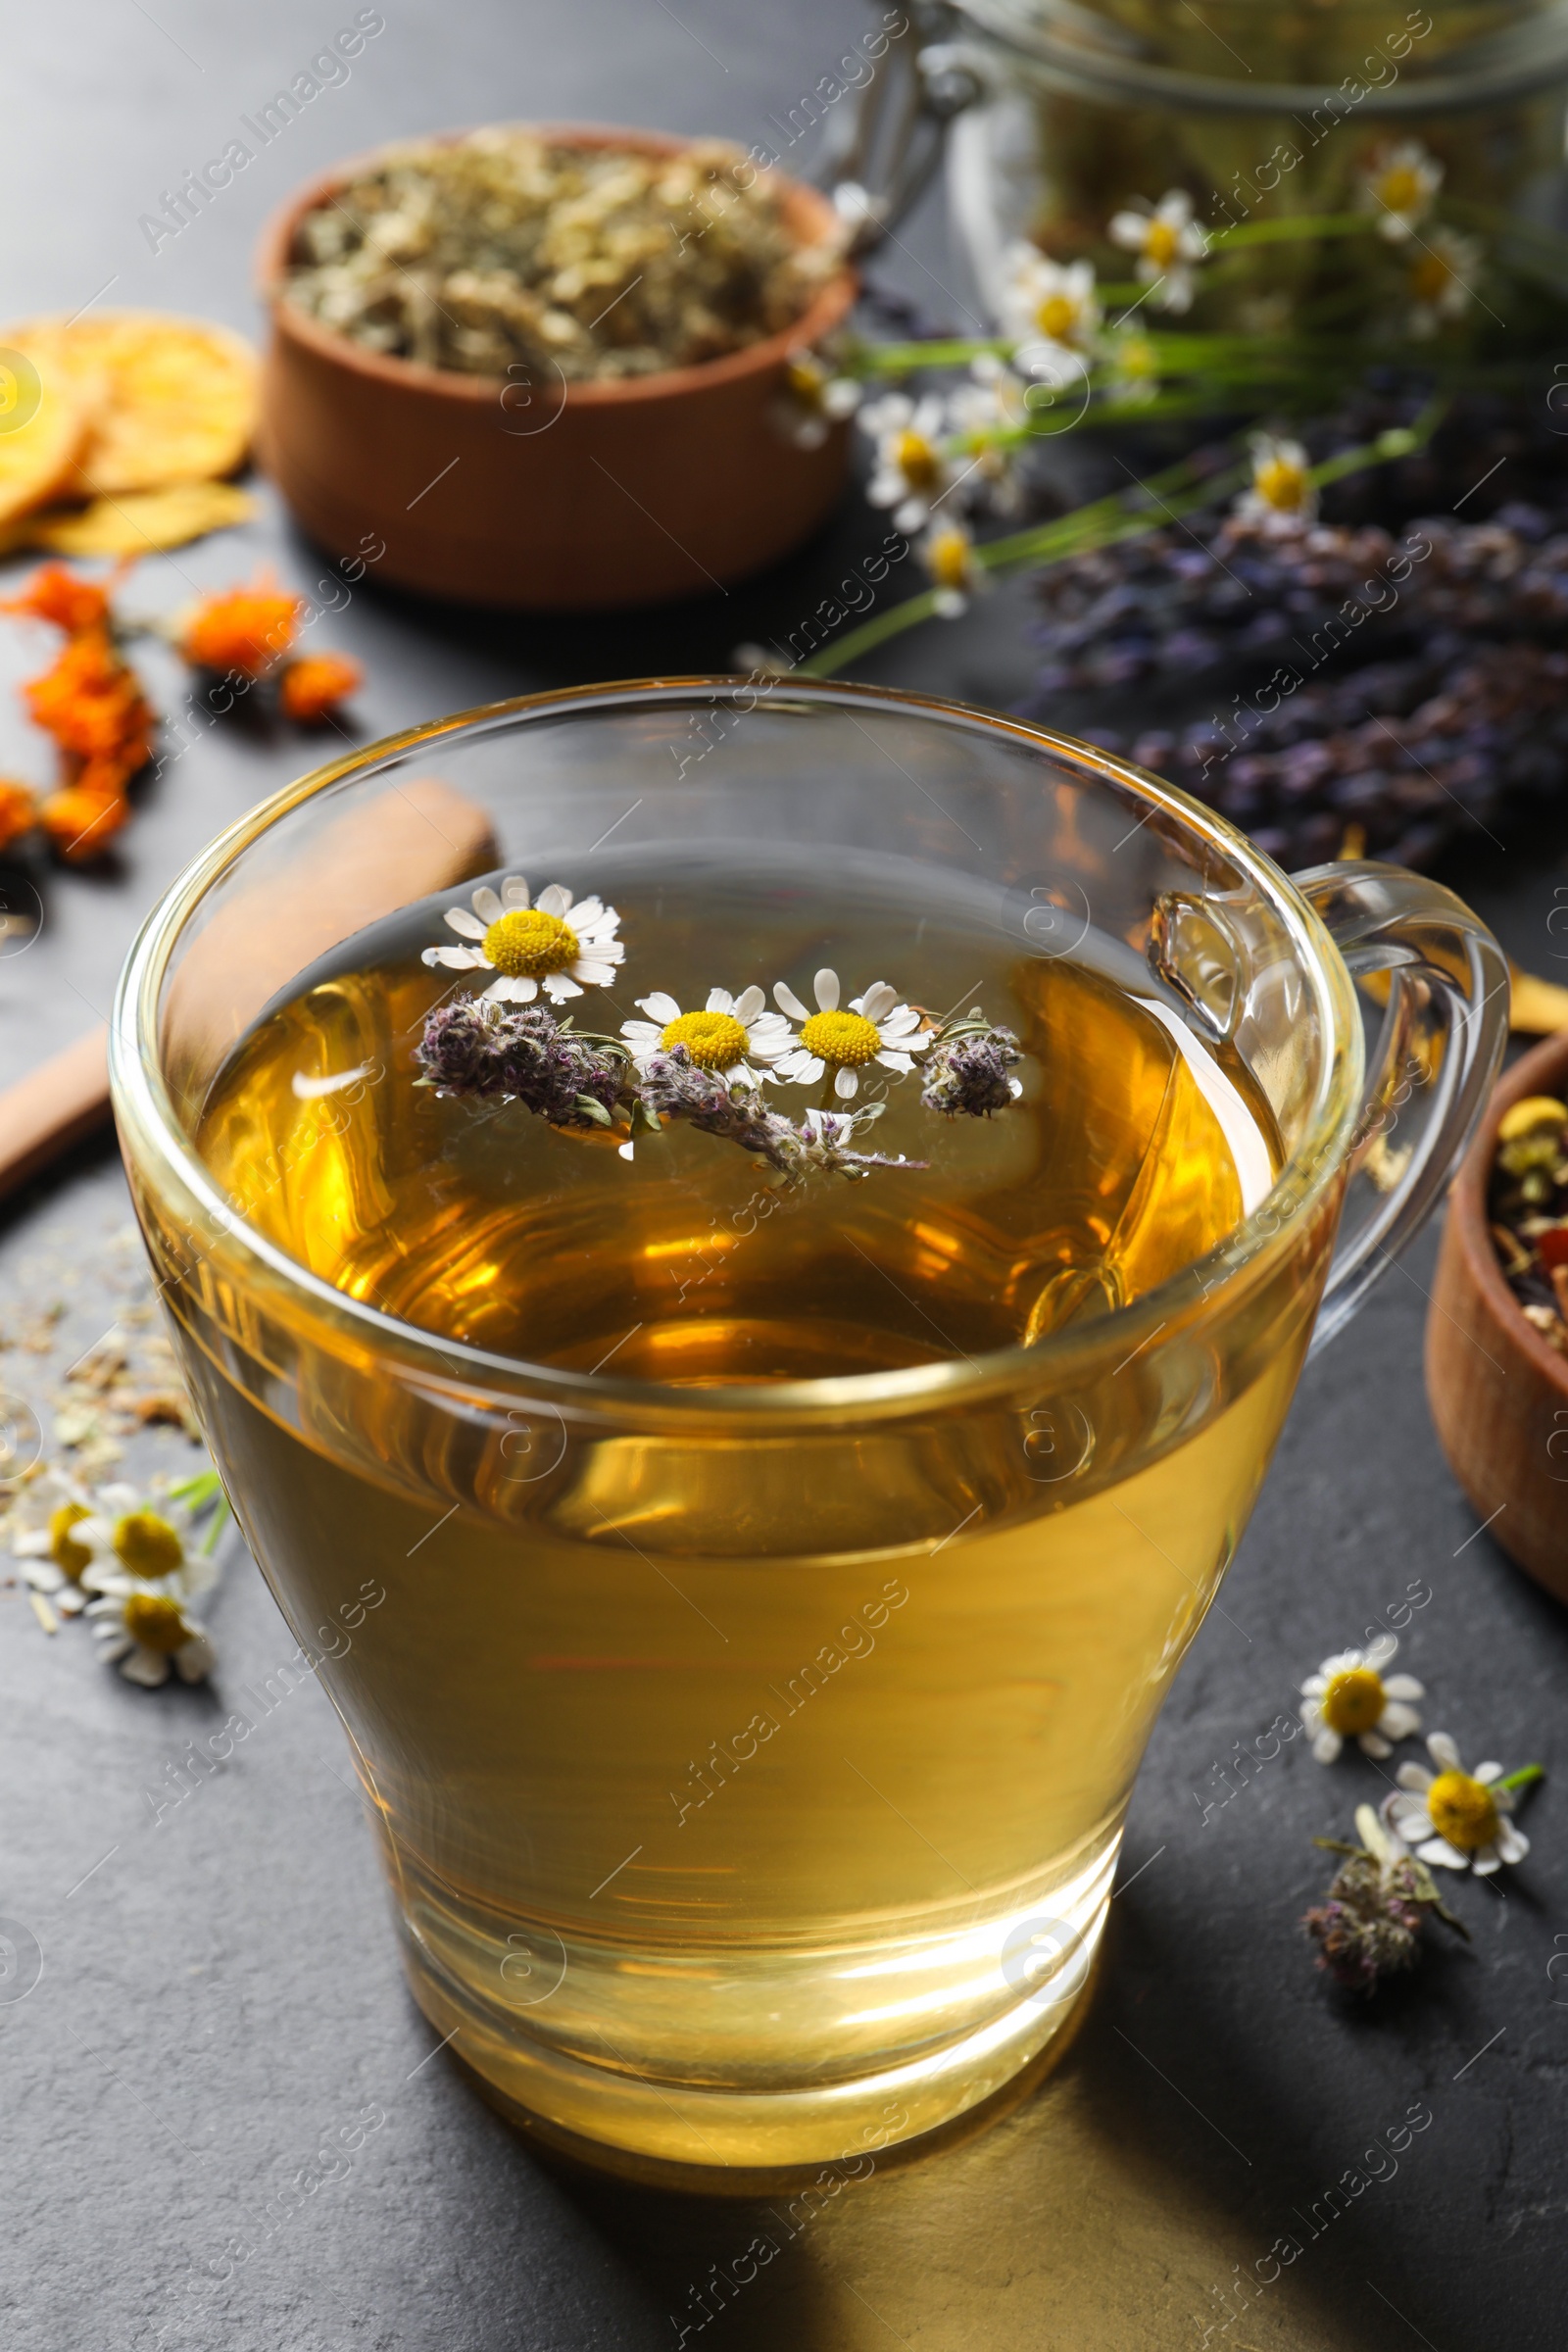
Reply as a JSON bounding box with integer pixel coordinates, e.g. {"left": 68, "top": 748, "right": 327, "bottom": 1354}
{"left": 1207, "top": 212, "right": 1373, "bottom": 250}
{"left": 798, "top": 399, "right": 1446, "bottom": 683}
{"left": 1497, "top": 1765, "right": 1544, "bottom": 1793}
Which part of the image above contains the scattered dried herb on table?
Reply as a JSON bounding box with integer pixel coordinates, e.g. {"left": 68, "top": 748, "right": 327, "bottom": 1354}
{"left": 284, "top": 130, "right": 836, "bottom": 382}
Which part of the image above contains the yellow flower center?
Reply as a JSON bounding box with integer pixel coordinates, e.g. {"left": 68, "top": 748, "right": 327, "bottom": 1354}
{"left": 1426, "top": 1769, "right": 1499, "bottom": 1852}
{"left": 895, "top": 430, "right": 939, "bottom": 490}
{"left": 927, "top": 529, "right": 972, "bottom": 591}
{"left": 1377, "top": 165, "right": 1424, "bottom": 215}
{"left": 482, "top": 907, "right": 580, "bottom": 978}
{"left": 1410, "top": 251, "right": 1452, "bottom": 302}
{"left": 1034, "top": 292, "right": 1081, "bottom": 341}
{"left": 801, "top": 1008, "right": 881, "bottom": 1067}
{"left": 659, "top": 1009, "right": 749, "bottom": 1070}
{"left": 114, "top": 1508, "right": 184, "bottom": 1579}
{"left": 1321, "top": 1665, "right": 1385, "bottom": 1736}
{"left": 1255, "top": 457, "right": 1308, "bottom": 513}
{"left": 1144, "top": 220, "right": 1181, "bottom": 269}
{"left": 48, "top": 1502, "right": 93, "bottom": 1582}
{"left": 122, "top": 1590, "right": 189, "bottom": 1653}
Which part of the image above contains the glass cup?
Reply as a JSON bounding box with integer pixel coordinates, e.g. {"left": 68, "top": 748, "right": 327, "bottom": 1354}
{"left": 110, "top": 679, "right": 1505, "bottom": 2184}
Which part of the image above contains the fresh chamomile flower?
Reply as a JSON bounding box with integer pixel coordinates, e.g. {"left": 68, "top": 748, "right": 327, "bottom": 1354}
{"left": 1107, "top": 191, "right": 1209, "bottom": 313}
{"left": 860, "top": 393, "right": 958, "bottom": 532}
{"left": 85, "top": 1579, "right": 217, "bottom": 1688}
{"left": 619, "top": 986, "right": 793, "bottom": 1088}
{"left": 1388, "top": 1734, "right": 1537, "bottom": 1874}
{"left": 947, "top": 357, "right": 1029, "bottom": 514}
{"left": 919, "top": 518, "right": 986, "bottom": 617}
{"left": 772, "top": 969, "right": 930, "bottom": 1101}
{"left": 1406, "top": 225, "right": 1483, "bottom": 336}
{"left": 1359, "top": 139, "right": 1443, "bottom": 242}
{"left": 769, "top": 349, "right": 861, "bottom": 449}
{"left": 1101, "top": 325, "right": 1161, "bottom": 408}
{"left": 12, "top": 1473, "right": 103, "bottom": 1616}
{"left": 1234, "top": 432, "right": 1318, "bottom": 533}
{"left": 998, "top": 246, "right": 1102, "bottom": 354}
{"left": 422, "top": 875, "right": 624, "bottom": 1005}
{"left": 1299, "top": 1633, "right": 1424, "bottom": 1761}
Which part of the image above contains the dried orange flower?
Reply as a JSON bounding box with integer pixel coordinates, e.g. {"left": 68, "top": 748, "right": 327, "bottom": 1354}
{"left": 38, "top": 786, "right": 130, "bottom": 863}
{"left": 0, "top": 778, "right": 37, "bottom": 854}
{"left": 178, "top": 573, "right": 302, "bottom": 677}
{"left": 279, "top": 653, "right": 363, "bottom": 722}
{"left": 3, "top": 563, "right": 118, "bottom": 636}
{"left": 24, "top": 628, "right": 155, "bottom": 793}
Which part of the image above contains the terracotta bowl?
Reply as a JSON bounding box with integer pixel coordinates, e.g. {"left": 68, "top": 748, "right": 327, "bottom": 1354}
{"left": 1426, "top": 1027, "right": 1568, "bottom": 1602}
{"left": 254, "top": 125, "right": 857, "bottom": 612}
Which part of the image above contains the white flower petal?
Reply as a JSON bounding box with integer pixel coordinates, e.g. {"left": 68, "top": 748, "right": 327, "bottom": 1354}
{"left": 834, "top": 1068, "right": 859, "bottom": 1100}
{"left": 535, "top": 883, "right": 572, "bottom": 916}
{"left": 1300, "top": 1674, "right": 1327, "bottom": 1698}
{"left": 1474, "top": 1760, "right": 1504, "bottom": 1783}
{"left": 733, "top": 985, "right": 765, "bottom": 1023}
{"left": 706, "top": 988, "right": 735, "bottom": 1015}
{"left": 1383, "top": 1674, "right": 1423, "bottom": 1701}
{"left": 858, "top": 982, "right": 897, "bottom": 1022}
{"left": 1378, "top": 1702, "right": 1422, "bottom": 1740}
{"left": 813, "top": 968, "right": 840, "bottom": 1011}
{"left": 1427, "top": 1733, "right": 1463, "bottom": 1774}
{"left": 174, "top": 1632, "right": 217, "bottom": 1683}
{"left": 120, "top": 1645, "right": 171, "bottom": 1687}
{"left": 617, "top": 1140, "right": 635, "bottom": 1160}
{"left": 1310, "top": 1727, "right": 1343, "bottom": 1763}
{"left": 1396, "top": 1761, "right": 1434, "bottom": 1791}
{"left": 1496, "top": 1821, "right": 1529, "bottom": 1863}
{"left": 640, "top": 993, "right": 683, "bottom": 1024}
{"left": 423, "top": 945, "right": 489, "bottom": 970}
{"left": 468, "top": 890, "right": 503, "bottom": 925}
{"left": 482, "top": 976, "right": 537, "bottom": 1004}
{"left": 12, "top": 1530, "right": 52, "bottom": 1557}
{"left": 501, "top": 875, "right": 530, "bottom": 908}
{"left": 1364, "top": 1633, "right": 1398, "bottom": 1670}
{"left": 1358, "top": 1732, "right": 1393, "bottom": 1759}
{"left": 542, "top": 974, "right": 582, "bottom": 1001}
{"left": 621, "top": 1022, "right": 662, "bottom": 1047}
{"left": 56, "top": 1588, "right": 86, "bottom": 1616}
{"left": 1415, "top": 1837, "right": 1469, "bottom": 1870}
{"left": 23, "top": 1559, "right": 65, "bottom": 1592}
{"left": 774, "top": 982, "right": 810, "bottom": 1022}
{"left": 569, "top": 960, "right": 618, "bottom": 985}
{"left": 570, "top": 897, "right": 605, "bottom": 930}
{"left": 875, "top": 1051, "right": 914, "bottom": 1073}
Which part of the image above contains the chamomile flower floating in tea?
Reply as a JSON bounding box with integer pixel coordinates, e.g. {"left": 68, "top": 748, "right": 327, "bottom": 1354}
{"left": 1359, "top": 139, "right": 1443, "bottom": 243}
{"left": 422, "top": 875, "right": 624, "bottom": 1005}
{"left": 620, "top": 987, "right": 793, "bottom": 1087}
{"left": 1302, "top": 1801, "right": 1467, "bottom": 1993}
{"left": 860, "top": 394, "right": 957, "bottom": 533}
{"left": 1107, "top": 190, "right": 1209, "bottom": 313}
{"left": 772, "top": 971, "right": 929, "bottom": 1101}
{"left": 1389, "top": 1734, "right": 1542, "bottom": 1874}
{"left": 1299, "top": 1634, "right": 1424, "bottom": 1761}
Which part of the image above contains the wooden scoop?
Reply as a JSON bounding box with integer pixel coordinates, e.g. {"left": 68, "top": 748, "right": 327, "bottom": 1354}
{"left": 0, "top": 776, "right": 498, "bottom": 1205}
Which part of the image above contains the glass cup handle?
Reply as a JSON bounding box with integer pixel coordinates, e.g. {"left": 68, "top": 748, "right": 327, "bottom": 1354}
{"left": 812, "top": 6, "right": 985, "bottom": 256}
{"left": 1293, "top": 859, "right": 1509, "bottom": 1355}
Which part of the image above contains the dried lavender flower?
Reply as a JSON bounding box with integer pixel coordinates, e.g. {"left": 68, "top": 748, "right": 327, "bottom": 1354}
{"left": 638, "top": 1048, "right": 925, "bottom": 1183}
{"left": 1301, "top": 1803, "right": 1467, "bottom": 1994}
{"left": 920, "top": 1017, "right": 1024, "bottom": 1117}
{"left": 416, "top": 997, "right": 626, "bottom": 1129}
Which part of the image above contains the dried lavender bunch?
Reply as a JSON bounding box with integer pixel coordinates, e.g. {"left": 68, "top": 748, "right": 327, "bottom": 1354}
{"left": 638, "top": 1047, "right": 925, "bottom": 1183}
{"left": 920, "top": 1016, "right": 1023, "bottom": 1117}
{"left": 1301, "top": 1804, "right": 1466, "bottom": 1995}
{"left": 415, "top": 997, "right": 626, "bottom": 1129}
{"left": 1027, "top": 507, "right": 1568, "bottom": 698}
{"left": 1085, "top": 640, "right": 1568, "bottom": 871}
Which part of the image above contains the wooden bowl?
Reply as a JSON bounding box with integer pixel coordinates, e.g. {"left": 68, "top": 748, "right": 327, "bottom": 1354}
{"left": 254, "top": 126, "right": 857, "bottom": 612}
{"left": 1426, "top": 1027, "right": 1568, "bottom": 1601}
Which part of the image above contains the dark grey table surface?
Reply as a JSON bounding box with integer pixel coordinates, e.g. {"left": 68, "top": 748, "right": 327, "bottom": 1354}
{"left": 3, "top": 6, "right": 1565, "bottom": 2347}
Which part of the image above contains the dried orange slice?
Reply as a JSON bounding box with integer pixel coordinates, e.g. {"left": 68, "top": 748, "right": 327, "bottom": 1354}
{"left": 0, "top": 331, "right": 94, "bottom": 523}
{"left": 19, "top": 479, "right": 255, "bottom": 556}
{"left": 29, "top": 311, "right": 259, "bottom": 495}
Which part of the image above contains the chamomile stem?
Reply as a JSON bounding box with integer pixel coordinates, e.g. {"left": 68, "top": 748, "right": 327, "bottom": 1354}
{"left": 797, "top": 400, "right": 1445, "bottom": 683}
{"left": 1497, "top": 1765, "right": 1544, "bottom": 1792}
